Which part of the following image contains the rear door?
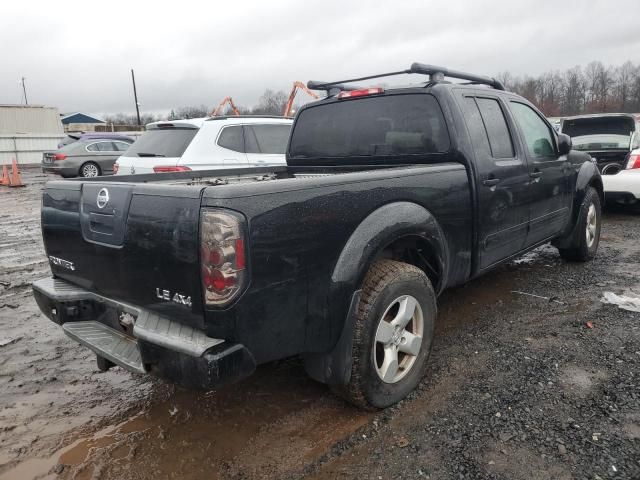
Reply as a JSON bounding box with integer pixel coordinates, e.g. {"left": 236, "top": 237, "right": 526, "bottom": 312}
{"left": 244, "top": 124, "right": 291, "bottom": 166}
{"left": 508, "top": 102, "right": 571, "bottom": 245}
{"left": 85, "top": 141, "right": 120, "bottom": 174}
{"left": 461, "top": 94, "right": 531, "bottom": 269}
{"left": 214, "top": 125, "right": 248, "bottom": 167}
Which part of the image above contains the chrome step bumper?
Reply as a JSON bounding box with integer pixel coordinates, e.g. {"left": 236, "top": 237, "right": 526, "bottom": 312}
{"left": 63, "top": 321, "right": 145, "bottom": 374}
{"left": 32, "top": 277, "right": 226, "bottom": 374}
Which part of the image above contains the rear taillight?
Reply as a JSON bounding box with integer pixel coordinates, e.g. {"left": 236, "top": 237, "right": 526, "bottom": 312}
{"left": 626, "top": 153, "right": 640, "bottom": 169}
{"left": 200, "top": 210, "right": 247, "bottom": 306}
{"left": 153, "top": 166, "right": 192, "bottom": 173}
{"left": 53, "top": 153, "right": 67, "bottom": 161}
{"left": 337, "top": 87, "right": 384, "bottom": 99}
{"left": 113, "top": 162, "right": 119, "bottom": 174}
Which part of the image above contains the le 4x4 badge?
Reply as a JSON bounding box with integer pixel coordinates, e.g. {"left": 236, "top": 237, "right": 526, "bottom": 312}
{"left": 156, "top": 288, "right": 192, "bottom": 307}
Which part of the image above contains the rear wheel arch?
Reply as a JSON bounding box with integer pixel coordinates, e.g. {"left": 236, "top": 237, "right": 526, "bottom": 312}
{"left": 304, "top": 202, "right": 448, "bottom": 387}
{"left": 330, "top": 202, "right": 449, "bottom": 298}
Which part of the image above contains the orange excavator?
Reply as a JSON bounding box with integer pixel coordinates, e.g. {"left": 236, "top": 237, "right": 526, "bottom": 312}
{"left": 283, "top": 81, "right": 319, "bottom": 117}
{"left": 210, "top": 96, "right": 241, "bottom": 117}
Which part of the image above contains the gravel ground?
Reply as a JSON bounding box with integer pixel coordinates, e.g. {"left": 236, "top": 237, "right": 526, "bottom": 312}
{"left": 0, "top": 169, "right": 638, "bottom": 480}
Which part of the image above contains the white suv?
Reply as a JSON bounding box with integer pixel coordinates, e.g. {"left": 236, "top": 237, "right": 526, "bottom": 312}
{"left": 114, "top": 116, "right": 292, "bottom": 175}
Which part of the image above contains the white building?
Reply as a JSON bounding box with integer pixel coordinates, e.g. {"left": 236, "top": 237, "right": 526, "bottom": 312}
{"left": 0, "top": 105, "right": 64, "bottom": 165}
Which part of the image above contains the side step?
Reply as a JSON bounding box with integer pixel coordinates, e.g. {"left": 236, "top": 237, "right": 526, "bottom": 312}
{"left": 62, "top": 321, "right": 145, "bottom": 374}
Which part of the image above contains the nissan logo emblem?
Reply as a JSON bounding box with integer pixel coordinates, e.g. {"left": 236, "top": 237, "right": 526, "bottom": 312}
{"left": 96, "top": 188, "right": 110, "bottom": 209}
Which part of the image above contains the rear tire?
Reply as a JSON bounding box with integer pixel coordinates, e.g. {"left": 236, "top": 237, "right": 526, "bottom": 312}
{"left": 332, "top": 260, "right": 436, "bottom": 410}
{"left": 80, "top": 162, "right": 101, "bottom": 178}
{"left": 558, "top": 186, "right": 601, "bottom": 262}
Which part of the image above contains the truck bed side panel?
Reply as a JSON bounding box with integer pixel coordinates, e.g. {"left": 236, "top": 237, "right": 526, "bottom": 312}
{"left": 201, "top": 165, "right": 471, "bottom": 361}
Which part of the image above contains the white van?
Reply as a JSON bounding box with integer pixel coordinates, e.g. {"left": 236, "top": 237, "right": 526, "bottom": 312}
{"left": 114, "top": 116, "right": 293, "bottom": 175}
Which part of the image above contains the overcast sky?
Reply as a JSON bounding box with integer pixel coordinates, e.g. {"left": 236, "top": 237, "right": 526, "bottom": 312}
{"left": 1, "top": 0, "right": 638, "bottom": 117}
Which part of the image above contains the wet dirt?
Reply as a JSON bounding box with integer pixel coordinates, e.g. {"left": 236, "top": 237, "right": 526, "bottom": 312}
{"left": 1, "top": 169, "right": 639, "bottom": 479}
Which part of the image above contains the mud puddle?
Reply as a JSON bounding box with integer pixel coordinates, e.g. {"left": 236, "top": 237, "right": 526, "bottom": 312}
{"left": 4, "top": 359, "right": 371, "bottom": 480}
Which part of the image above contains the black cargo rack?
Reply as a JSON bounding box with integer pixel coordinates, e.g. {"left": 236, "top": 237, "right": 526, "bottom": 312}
{"left": 308, "top": 62, "right": 505, "bottom": 95}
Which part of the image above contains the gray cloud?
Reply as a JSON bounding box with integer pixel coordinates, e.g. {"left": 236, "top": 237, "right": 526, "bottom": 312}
{"left": 1, "top": 0, "right": 638, "bottom": 116}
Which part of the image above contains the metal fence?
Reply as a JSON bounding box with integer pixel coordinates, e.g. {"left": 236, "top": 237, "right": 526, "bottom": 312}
{"left": 0, "top": 134, "right": 64, "bottom": 165}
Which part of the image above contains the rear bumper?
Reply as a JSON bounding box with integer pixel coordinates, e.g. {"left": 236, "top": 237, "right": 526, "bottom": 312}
{"left": 602, "top": 170, "right": 640, "bottom": 203}
{"left": 32, "top": 277, "right": 256, "bottom": 389}
{"left": 41, "top": 163, "right": 77, "bottom": 177}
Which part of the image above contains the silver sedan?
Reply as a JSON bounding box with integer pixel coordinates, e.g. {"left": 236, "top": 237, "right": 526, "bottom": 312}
{"left": 42, "top": 139, "right": 133, "bottom": 178}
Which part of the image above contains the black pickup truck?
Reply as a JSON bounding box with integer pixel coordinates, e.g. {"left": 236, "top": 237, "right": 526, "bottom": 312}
{"left": 33, "top": 64, "right": 603, "bottom": 409}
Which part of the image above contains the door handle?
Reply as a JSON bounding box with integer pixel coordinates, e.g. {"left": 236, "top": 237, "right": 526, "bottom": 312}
{"left": 482, "top": 178, "right": 500, "bottom": 187}
{"left": 530, "top": 170, "right": 542, "bottom": 178}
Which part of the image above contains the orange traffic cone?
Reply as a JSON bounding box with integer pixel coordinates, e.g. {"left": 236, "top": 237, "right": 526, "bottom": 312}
{"left": 8, "top": 159, "right": 25, "bottom": 188}
{"left": 0, "top": 165, "right": 9, "bottom": 186}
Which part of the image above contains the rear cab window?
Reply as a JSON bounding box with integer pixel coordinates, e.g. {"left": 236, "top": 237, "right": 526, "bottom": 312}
{"left": 289, "top": 94, "right": 449, "bottom": 162}
{"left": 124, "top": 128, "right": 198, "bottom": 158}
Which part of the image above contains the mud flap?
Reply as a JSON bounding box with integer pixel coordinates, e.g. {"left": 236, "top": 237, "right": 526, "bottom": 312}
{"left": 302, "top": 290, "right": 362, "bottom": 386}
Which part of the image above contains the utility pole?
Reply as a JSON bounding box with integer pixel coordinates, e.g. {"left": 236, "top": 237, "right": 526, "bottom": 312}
{"left": 131, "top": 69, "right": 141, "bottom": 126}
{"left": 21, "top": 77, "right": 28, "bottom": 105}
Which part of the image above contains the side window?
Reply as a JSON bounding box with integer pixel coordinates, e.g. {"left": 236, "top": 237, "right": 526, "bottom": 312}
{"left": 113, "top": 141, "right": 131, "bottom": 152}
{"left": 462, "top": 97, "right": 491, "bottom": 158}
{"left": 246, "top": 124, "right": 292, "bottom": 154}
{"left": 217, "top": 126, "right": 244, "bottom": 152}
{"left": 86, "top": 142, "right": 115, "bottom": 152}
{"left": 475, "top": 98, "right": 514, "bottom": 158}
{"left": 510, "top": 102, "right": 556, "bottom": 158}
{"left": 244, "top": 126, "right": 260, "bottom": 154}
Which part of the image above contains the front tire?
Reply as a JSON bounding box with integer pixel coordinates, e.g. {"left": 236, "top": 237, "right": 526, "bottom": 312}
{"left": 558, "top": 186, "right": 601, "bottom": 262}
{"left": 80, "top": 162, "right": 101, "bottom": 178}
{"left": 333, "top": 260, "right": 436, "bottom": 410}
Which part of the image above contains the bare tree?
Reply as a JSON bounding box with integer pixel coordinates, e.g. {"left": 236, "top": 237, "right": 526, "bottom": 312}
{"left": 561, "top": 66, "right": 585, "bottom": 115}
{"left": 175, "top": 105, "right": 209, "bottom": 119}
{"left": 251, "top": 89, "right": 288, "bottom": 115}
{"left": 614, "top": 61, "right": 636, "bottom": 112}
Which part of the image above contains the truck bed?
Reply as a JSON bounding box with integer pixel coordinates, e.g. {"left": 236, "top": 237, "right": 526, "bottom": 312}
{"left": 41, "top": 161, "right": 472, "bottom": 359}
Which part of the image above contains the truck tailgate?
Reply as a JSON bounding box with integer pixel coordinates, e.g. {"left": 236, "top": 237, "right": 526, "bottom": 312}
{"left": 42, "top": 180, "right": 206, "bottom": 329}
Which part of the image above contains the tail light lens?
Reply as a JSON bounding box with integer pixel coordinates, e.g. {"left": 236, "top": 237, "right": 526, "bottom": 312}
{"left": 337, "top": 87, "right": 384, "bottom": 99}
{"left": 200, "top": 210, "right": 247, "bottom": 306}
{"left": 626, "top": 154, "right": 640, "bottom": 169}
{"left": 153, "top": 166, "right": 192, "bottom": 173}
{"left": 53, "top": 153, "right": 67, "bottom": 161}
{"left": 113, "top": 162, "right": 119, "bottom": 174}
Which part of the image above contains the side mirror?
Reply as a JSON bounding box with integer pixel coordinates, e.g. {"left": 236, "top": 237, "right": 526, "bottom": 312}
{"left": 557, "top": 133, "right": 572, "bottom": 156}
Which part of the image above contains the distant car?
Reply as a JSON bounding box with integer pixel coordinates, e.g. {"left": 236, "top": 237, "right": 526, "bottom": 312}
{"left": 560, "top": 113, "right": 640, "bottom": 206}
{"left": 42, "top": 138, "right": 134, "bottom": 178}
{"left": 546, "top": 117, "right": 562, "bottom": 132}
{"left": 114, "top": 116, "right": 293, "bottom": 175}
{"left": 560, "top": 113, "right": 639, "bottom": 175}
{"left": 602, "top": 149, "right": 640, "bottom": 206}
{"left": 57, "top": 133, "right": 136, "bottom": 149}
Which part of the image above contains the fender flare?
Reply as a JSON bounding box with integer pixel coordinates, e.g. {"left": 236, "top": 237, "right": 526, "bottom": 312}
{"left": 554, "top": 160, "right": 602, "bottom": 248}
{"left": 304, "top": 201, "right": 448, "bottom": 385}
